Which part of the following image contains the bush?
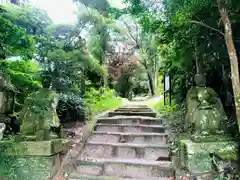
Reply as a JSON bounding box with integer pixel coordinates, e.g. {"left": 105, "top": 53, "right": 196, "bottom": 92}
{"left": 57, "top": 93, "right": 85, "bottom": 123}
{"left": 150, "top": 98, "right": 186, "bottom": 136}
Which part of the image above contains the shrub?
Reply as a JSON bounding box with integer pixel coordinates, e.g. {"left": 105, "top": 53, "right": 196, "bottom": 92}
{"left": 57, "top": 93, "right": 85, "bottom": 123}
{"left": 84, "top": 87, "right": 121, "bottom": 116}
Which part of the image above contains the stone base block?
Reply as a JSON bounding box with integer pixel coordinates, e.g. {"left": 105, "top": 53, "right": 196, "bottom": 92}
{"left": 0, "top": 139, "right": 64, "bottom": 180}
{"left": 179, "top": 139, "right": 238, "bottom": 175}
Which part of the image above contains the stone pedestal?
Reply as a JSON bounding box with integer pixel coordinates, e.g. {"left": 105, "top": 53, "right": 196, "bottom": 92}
{"left": 0, "top": 139, "right": 63, "bottom": 180}
{"left": 179, "top": 139, "right": 237, "bottom": 175}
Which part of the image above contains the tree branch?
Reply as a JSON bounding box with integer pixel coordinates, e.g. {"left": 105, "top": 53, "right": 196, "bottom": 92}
{"left": 189, "top": 20, "right": 224, "bottom": 36}
{"left": 123, "top": 21, "right": 138, "bottom": 45}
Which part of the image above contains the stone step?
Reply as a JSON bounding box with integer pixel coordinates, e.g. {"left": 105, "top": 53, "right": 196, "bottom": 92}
{"left": 73, "top": 158, "right": 173, "bottom": 178}
{"left": 108, "top": 112, "right": 157, "bottom": 117}
{"left": 69, "top": 174, "right": 169, "bottom": 180}
{"left": 115, "top": 108, "right": 152, "bottom": 112}
{"left": 79, "top": 141, "right": 169, "bottom": 160}
{"left": 94, "top": 124, "right": 166, "bottom": 133}
{"left": 88, "top": 132, "right": 168, "bottom": 144}
{"left": 121, "top": 105, "right": 148, "bottom": 108}
{"left": 97, "top": 116, "right": 165, "bottom": 125}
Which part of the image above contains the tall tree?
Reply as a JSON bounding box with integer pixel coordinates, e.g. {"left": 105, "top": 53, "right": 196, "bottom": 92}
{"left": 216, "top": 0, "right": 240, "bottom": 130}
{"left": 0, "top": 5, "right": 35, "bottom": 59}
{"left": 77, "top": 7, "right": 120, "bottom": 87}
{"left": 117, "top": 14, "right": 161, "bottom": 95}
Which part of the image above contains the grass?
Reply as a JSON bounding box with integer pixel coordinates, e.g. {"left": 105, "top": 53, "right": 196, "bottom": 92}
{"left": 149, "top": 97, "right": 187, "bottom": 140}
{"left": 90, "top": 96, "right": 122, "bottom": 115}
{"left": 86, "top": 89, "right": 122, "bottom": 130}
{"left": 85, "top": 88, "right": 122, "bottom": 117}
{"left": 148, "top": 97, "right": 177, "bottom": 117}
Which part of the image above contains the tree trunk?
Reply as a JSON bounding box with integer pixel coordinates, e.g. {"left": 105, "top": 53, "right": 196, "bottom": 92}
{"left": 103, "top": 64, "right": 108, "bottom": 88}
{"left": 147, "top": 72, "right": 155, "bottom": 96}
{"left": 217, "top": 0, "right": 240, "bottom": 131}
{"left": 154, "top": 72, "right": 158, "bottom": 93}
{"left": 102, "top": 55, "right": 108, "bottom": 88}
{"left": 80, "top": 70, "right": 85, "bottom": 97}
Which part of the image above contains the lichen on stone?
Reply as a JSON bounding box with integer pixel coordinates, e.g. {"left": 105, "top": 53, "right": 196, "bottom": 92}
{"left": 19, "top": 88, "right": 60, "bottom": 140}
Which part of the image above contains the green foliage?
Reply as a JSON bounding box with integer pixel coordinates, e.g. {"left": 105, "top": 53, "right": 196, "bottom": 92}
{"left": 57, "top": 93, "right": 85, "bottom": 123}
{"left": 78, "top": 8, "right": 119, "bottom": 61}
{"left": 150, "top": 98, "right": 177, "bottom": 117}
{"left": 7, "top": 60, "right": 41, "bottom": 89}
{"left": 2, "top": 5, "right": 52, "bottom": 36}
{"left": 0, "top": 1, "right": 127, "bottom": 129}
{"left": 0, "top": 59, "right": 42, "bottom": 110}
{"left": 36, "top": 22, "right": 103, "bottom": 94}
{"left": 123, "top": 0, "right": 240, "bottom": 114}
{"left": 115, "top": 72, "right": 134, "bottom": 98}
{"left": 0, "top": 10, "right": 35, "bottom": 59}
{"left": 150, "top": 98, "right": 185, "bottom": 134}
{"left": 85, "top": 87, "right": 122, "bottom": 115}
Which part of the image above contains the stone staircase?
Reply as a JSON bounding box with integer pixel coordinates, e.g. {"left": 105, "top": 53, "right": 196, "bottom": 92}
{"left": 68, "top": 105, "right": 174, "bottom": 180}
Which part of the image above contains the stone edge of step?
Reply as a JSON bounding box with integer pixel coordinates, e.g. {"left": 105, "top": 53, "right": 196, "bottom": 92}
{"left": 92, "top": 132, "right": 168, "bottom": 136}
{"left": 98, "top": 116, "right": 161, "bottom": 119}
{"left": 95, "top": 123, "right": 167, "bottom": 128}
{"left": 85, "top": 141, "right": 170, "bottom": 149}
{"left": 109, "top": 112, "right": 156, "bottom": 114}
{"left": 75, "top": 158, "right": 172, "bottom": 168}
{"left": 68, "top": 174, "right": 169, "bottom": 180}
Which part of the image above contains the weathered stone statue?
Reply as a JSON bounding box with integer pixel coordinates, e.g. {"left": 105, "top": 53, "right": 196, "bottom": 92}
{"left": 185, "top": 86, "right": 198, "bottom": 132}
{"left": 0, "top": 74, "right": 12, "bottom": 114}
{"left": 0, "top": 80, "right": 65, "bottom": 180}
{"left": 0, "top": 123, "right": 6, "bottom": 140}
{"left": 185, "top": 74, "right": 229, "bottom": 141}
{"left": 180, "top": 73, "right": 237, "bottom": 176}
{"left": 0, "top": 74, "right": 17, "bottom": 137}
{"left": 19, "top": 89, "right": 62, "bottom": 141}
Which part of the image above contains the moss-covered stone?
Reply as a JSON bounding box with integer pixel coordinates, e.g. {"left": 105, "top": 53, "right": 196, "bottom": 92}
{"left": 185, "top": 86, "right": 198, "bottom": 131}
{"left": 0, "top": 139, "right": 63, "bottom": 155}
{"left": 19, "top": 89, "right": 61, "bottom": 140}
{"left": 179, "top": 139, "right": 238, "bottom": 174}
{"left": 0, "top": 140, "right": 64, "bottom": 180}
{"left": 185, "top": 73, "right": 230, "bottom": 138}
{"left": 191, "top": 133, "right": 233, "bottom": 143}
{"left": 0, "top": 123, "right": 6, "bottom": 140}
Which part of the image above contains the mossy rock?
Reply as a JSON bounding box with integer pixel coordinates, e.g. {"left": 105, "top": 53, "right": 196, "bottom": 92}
{"left": 0, "top": 139, "right": 64, "bottom": 180}
{"left": 179, "top": 139, "right": 238, "bottom": 174}
{"left": 19, "top": 89, "right": 60, "bottom": 140}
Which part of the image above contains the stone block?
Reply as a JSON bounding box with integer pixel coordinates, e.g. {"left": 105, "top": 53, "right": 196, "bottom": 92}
{"left": 179, "top": 139, "right": 238, "bottom": 174}
{"left": 0, "top": 139, "right": 64, "bottom": 180}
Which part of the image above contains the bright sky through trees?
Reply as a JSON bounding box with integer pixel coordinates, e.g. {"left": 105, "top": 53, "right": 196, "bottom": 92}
{"left": 32, "top": 0, "right": 126, "bottom": 24}
{"left": 32, "top": 0, "right": 78, "bottom": 24}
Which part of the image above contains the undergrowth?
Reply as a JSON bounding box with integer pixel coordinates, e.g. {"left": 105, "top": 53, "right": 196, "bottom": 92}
{"left": 84, "top": 87, "right": 122, "bottom": 117}
{"left": 149, "top": 98, "right": 186, "bottom": 138}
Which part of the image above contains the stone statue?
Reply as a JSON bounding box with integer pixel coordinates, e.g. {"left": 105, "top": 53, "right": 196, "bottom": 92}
{"left": 181, "top": 73, "right": 236, "bottom": 178}
{"left": 19, "top": 89, "right": 62, "bottom": 141}
{"left": 0, "top": 74, "right": 18, "bottom": 137}
{"left": 185, "top": 86, "right": 198, "bottom": 132}
{"left": 0, "top": 123, "right": 6, "bottom": 140}
{"left": 186, "top": 74, "right": 229, "bottom": 141}
{"left": 0, "top": 74, "right": 13, "bottom": 114}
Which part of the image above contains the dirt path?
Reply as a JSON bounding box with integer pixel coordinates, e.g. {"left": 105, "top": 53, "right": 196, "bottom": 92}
{"left": 64, "top": 104, "right": 173, "bottom": 179}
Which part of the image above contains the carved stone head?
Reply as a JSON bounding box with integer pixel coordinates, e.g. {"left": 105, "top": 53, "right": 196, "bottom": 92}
{"left": 194, "top": 74, "right": 206, "bottom": 87}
